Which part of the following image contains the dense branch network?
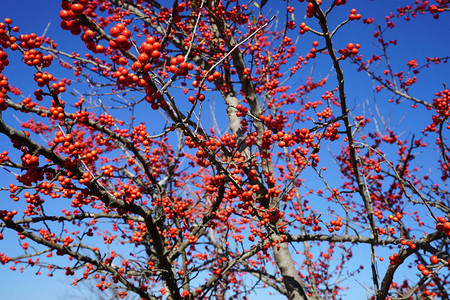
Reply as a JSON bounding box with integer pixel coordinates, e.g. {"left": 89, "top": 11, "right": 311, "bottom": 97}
{"left": 0, "top": 0, "right": 449, "bottom": 300}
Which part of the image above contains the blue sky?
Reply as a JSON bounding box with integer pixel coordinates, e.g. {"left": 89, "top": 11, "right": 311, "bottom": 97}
{"left": 0, "top": 1, "right": 449, "bottom": 299}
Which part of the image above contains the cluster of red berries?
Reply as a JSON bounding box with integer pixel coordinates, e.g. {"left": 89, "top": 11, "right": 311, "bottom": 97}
{"left": 34, "top": 71, "right": 55, "bottom": 87}
{"left": 306, "top": 217, "right": 322, "bottom": 231}
{"left": 192, "top": 68, "right": 220, "bottom": 88}
{"left": 399, "top": 239, "right": 417, "bottom": 249}
{"left": 33, "top": 88, "right": 44, "bottom": 101}
{"left": 111, "top": 66, "right": 140, "bottom": 87}
{"left": 100, "top": 165, "right": 114, "bottom": 178}
{"left": 60, "top": 16, "right": 81, "bottom": 36}
{"left": 99, "top": 114, "right": 116, "bottom": 127}
{"left": 328, "top": 217, "right": 343, "bottom": 232}
{"left": 167, "top": 54, "right": 195, "bottom": 77}
{"left": 81, "top": 29, "right": 104, "bottom": 53}
{"left": 0, "top": 48, "right": 9, "bottom": 73}
{"left": 53, "top": 131, "right": 72, "bottom": 146}
{"left": 78, "top": 171, "right": 93, "bottom": 185}
{"left": 235, "top": 104, "right": 248, "bottom": 117}
{"left": 109, "top": 23, "right": 133, "bottom": 51}
{"left": 49, "top": 105, "right": 66, "bottom": 120}
{"left": 61, "top": 236, "right": 74, "bottom": 247}
{"left": 130, "top": 36, "right": 163, "bottom": 73}
{"left": 271, "top": 131, "right": 295, "bottom": 148}
{"left": 323, "top": 122, "right": 340, "bottom": 141}
{"left": 388, "top": 212, "right": 403, "bottom": 222}
{"left": 0, "top": 80, "right": 8, "bottom": 110}
{"left": 317, "top": 107, "right": 332, "bottom": 120}
{"left": 303, "top": 0, "right": 322, "bottom": 18}
{"left": 0, "top": 150, "right": 9, "bottom": 163}
{"left": 388, "top": 253, "right": 402, "bottom": 265}
{"left": 432, "top": 89, "right": 449, "bottom": 118}
{"left": 19, "top": 33, "right": 44, "bottom": 49}
{"left": 334, "top": 0, "right": 347, "bottom": 5}
{"left": 299, "top": 22, "right": 310, "bottom": 35}
{"left": 349, "top": 9, "right": 362, "bottom": 20}
{"left": 22, "top": 48, "right": 52, "bottom": 67}
{"left": 64, "top": 266, "right": 75, "bottom": 276}
{"left": 0, "top": 209, "right": 17, "bottom": 221}
{"left": 74, "top": 110, "right": 89, "bottom": 123}
{"left": 24, "top": 192, "right": 44, "bottom": 209}
{"left": 73, "top": 96, "right": 85, "bottom": 108}
{"left": 435, "top": 217, "right": 450, "bottom": 236}
{"left": 417, "top": 262, "right": 434, "bottom": 277}
{"left": 338, "top": 43, "right": 360, "bottom": 60}
{"left": 0, "top": 19, "right": 19, "bottom": 51}
{"left": 59, "top": 1, "right": 86, "bottom": 35}
{"left": 21, "top": 153, "right": 39, "bottom": 169}
{"left": 50, "top": 80, "right": 67, "bottom": 95}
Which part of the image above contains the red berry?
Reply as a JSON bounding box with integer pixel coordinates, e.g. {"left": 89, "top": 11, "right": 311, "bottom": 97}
{"left": 430, "top": 255, "right": 439, "bottom": 264}
{"left": 122, "top": 29, "right": 131, "bottom": 38}
{"left": 110, "top": 27, "right": 121, "bottom": 37}
{"left": 151, "top": 50, "right": 160, "bottom": 59}
{"left": 138, "top": 53, "right": 149, "bottom": 63}
{"left": 176, "top": 55, "right": 185, "bottom": 64}
{"left": 59, "top": 10, "right": 71, "bottom": 20}
{"left": 444, "top": 222, "right": 450, "bottom": 230}
{"left": 95, "top": 45, "right": 104, "bottom": 53}
{"left": 116, "top": 35, "right": 128, "bottom": 44}
{"left": 71, "top": 3, "right": 84, "bottom": 15}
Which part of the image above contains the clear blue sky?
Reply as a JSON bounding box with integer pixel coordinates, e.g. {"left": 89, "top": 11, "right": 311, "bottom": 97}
{"left": 0, "top": 1, "right": 449, "bottom": 299}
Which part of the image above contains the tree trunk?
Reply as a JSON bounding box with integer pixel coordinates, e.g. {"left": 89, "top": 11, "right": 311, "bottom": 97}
{"left": 273, "top": 240, "right": 310, "bottom": 300}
